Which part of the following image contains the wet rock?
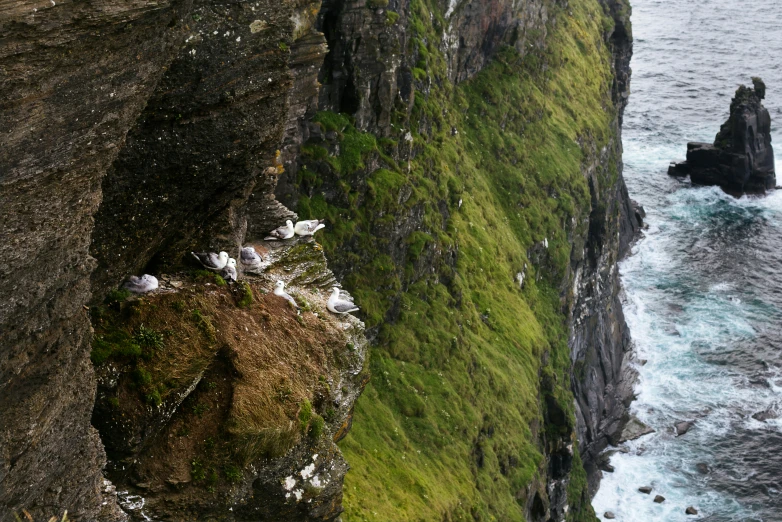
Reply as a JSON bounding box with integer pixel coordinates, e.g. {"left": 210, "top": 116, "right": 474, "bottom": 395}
{"left": 601, "top": 463, "right": 616, "bottom": 473}
{"left": 675, "top": 420, "right": 695, "bottom": 436}
{"left": 639, "top": 486, "right": 653, "bottom": 494}
{"left": 654, "top": 495, "right": 666, "bottom": 503}
{"left": 669, "top": 78, "right": 775, "bottom": 194}
{"left": 619, "top": 415, "right": 656, "bottom": 442}
{"left": 696, "top": 462, "right": 709, "bottom": 474}
{"left": 604, "top": 512, "right": 616, "bottom": 519}
{"left": 686, "top": 506, "right": 699, "bottom": 515}
{"left": 752, "top": 409, "right": 779, "bottom": 422}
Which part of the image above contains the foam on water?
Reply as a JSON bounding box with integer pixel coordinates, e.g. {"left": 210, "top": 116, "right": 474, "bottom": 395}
{"left": 592, "top": 0, "right": 782, "bottom": 520}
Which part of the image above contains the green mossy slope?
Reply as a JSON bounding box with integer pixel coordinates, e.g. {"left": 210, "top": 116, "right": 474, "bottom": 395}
{"left": 295, "top": 0, "right": 619, "bottom": 519}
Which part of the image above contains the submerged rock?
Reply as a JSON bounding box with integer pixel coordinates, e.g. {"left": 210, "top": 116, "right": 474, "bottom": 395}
{"left": 619, "top": 415, "right": 656, "bottom": 442}
{"left": 675, "top": 420, "right": 695, "bottom": 436}
{"left": 669, "top": 78, "right": 775, "bottom": 194}
{"left": 752, "top": 408, "right": 779, "bottom": 422}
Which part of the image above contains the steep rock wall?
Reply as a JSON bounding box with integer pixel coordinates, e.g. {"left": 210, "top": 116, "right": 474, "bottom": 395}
{"left": 0, "top": 3, "right": 192, "bottom": 519}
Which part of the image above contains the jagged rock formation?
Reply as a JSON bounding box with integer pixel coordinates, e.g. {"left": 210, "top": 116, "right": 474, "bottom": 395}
{"left": 669, "top": 78, "right": 776, "bottom": 194}
{"left": 1, "top": 0, "right": 638, "bottom": 520}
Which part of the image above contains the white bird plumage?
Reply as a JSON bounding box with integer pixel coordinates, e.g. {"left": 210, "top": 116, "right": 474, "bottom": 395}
{"left": 222, "top": 258, "right": 237, "bottom": 282}
{"left": 240, "top": 246, "right": 263, "bottom": 267}
{"left": 265, "top": 220, "right": 295, "bottom": 240}
{"left": 327, "top": 287, "right": 359, "bottom": 314}
{"left": 273, "top": 280, "right": 298, "bottom": 308}
{"left": 191, "top": 251, "right": 229, "bottom": 270}
{"left": 123, "top": 274, "right": 159, "bottom": 294}
{"left": 294, "top": 219, "right": 326, "bottom": 236}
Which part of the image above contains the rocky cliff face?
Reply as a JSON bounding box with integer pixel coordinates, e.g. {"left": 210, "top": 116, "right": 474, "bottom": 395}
{"left": 278, "top": 0, "right": 638, "bottom": 518}
{"left": 567, "top": 0, "right": 639, "bottom": 496}
{"left": 1, "top": 1, "right": 361, "bottom": 520}
{"left": 1, "top": 3, "right": 191, "bottom": 519}
{"left": 1, "top": 0, "right": 636, "bottom": 520}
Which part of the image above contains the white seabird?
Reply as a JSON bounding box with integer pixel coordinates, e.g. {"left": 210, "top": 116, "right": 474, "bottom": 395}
{"left": 265, "top": 220, "right": 295, "bottom": 240}
{"left": 327, "top": 287, "right": 359, "bottom": 314}
{"left": 273, "top": 281, "right": 298, "bottom": 308}
{"left": 240, "top": 246, "right": 263, "bottom": 271}
{"left": 294, "top": 219, "right": 326, "bottom": 236}
{"left": 123, "top": 274, "right": 159, "bottom": 294}
{"left": 191, "top": 251, "right": 229, "bottom": 270}
{"left": 222, "top": 258, "right": 237, "bottom": 283}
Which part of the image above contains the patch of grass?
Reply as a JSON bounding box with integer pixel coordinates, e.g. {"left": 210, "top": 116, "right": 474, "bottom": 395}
{"left": 134, "top": 367, "right": 152, "bottom": 387}
{"left": 135, "top": 324, "right": 164, "bottom": 351}
{"left": 191, "top": 457, "right": 206, "bottom": 481}
{"left": 106, "top": 288, "right": 131, "bottom": 304}
{"left": 146, "top": 389, "right": 162, "bottom": 407}
{"left": 309, "top": 414, "right": 325, "bottom": 439}
{"left": 225, "top": 464, "right": 242, "bottom": 483}
{"left": 191, "top": 309, "right": 216, "bottom": 341}
{"left": 193, "top": 402, "right": 210, "bottom": 418}
{"left": 298, "top": 399, "right": 313, "bottom": 433}
{"left": 386, "top": 10, "right": 400, "bottom": 25}
{"left": 237, "top": 282, "right": 253, "bottom": 308}
{"left": 194, "top": 270, "right": 226, "bottom": 287}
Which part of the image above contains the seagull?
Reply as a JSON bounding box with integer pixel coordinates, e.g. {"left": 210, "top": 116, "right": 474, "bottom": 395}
{"left": 191, "top": 251, "right": 229, "bottom": 270}
{"left": 222, "top": 258, "right": 237, "bottom": 283}
{"left": 240, "top": 246, "right": 263, "bottom": 271}
{"left": 273, "top": 281, "right": 298, "bottom": 308}
{"left": 123, "top": 274, "right": 159, "bottom": 294}
{"left": 327, "top": 287, "right": 359, "bottom": 314}
{"left": 294, "top": 219, "right": 326, "bottom": 236}
{"left": 265, "top": 220, "right": 295, "bottom": 240}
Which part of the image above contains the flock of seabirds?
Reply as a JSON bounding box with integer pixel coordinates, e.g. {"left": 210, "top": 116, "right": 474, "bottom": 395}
{"left": 121, "top": 219, "right": 360, "bottom": 315}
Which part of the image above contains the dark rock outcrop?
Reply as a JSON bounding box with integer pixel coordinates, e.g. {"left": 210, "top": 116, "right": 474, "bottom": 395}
{"left": 618, "top": 415, "right": 655, "bottom": 442}
{"left": 669, "top": 79, "right": 775, "bottom": 194}
{"left": 675, "top": 420, "right": 695, "bottom": 436}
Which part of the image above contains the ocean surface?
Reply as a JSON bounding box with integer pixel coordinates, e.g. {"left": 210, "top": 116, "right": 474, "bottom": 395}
{"left": 591, "top": 0, "right": 782, "bottom": 520}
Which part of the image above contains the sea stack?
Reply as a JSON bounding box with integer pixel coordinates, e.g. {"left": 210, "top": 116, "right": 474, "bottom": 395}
{"left": 669, "top": 78, "right": 775, "bottom": 194}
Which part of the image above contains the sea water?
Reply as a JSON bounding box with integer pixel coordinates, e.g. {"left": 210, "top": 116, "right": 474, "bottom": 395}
{"left": 591, "top": 0, "right": 782, "bottom": 520}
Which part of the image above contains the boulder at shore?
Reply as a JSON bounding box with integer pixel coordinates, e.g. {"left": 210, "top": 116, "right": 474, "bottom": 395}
{"left": 669, "top": 78, "right": 775, "bottom": 194}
